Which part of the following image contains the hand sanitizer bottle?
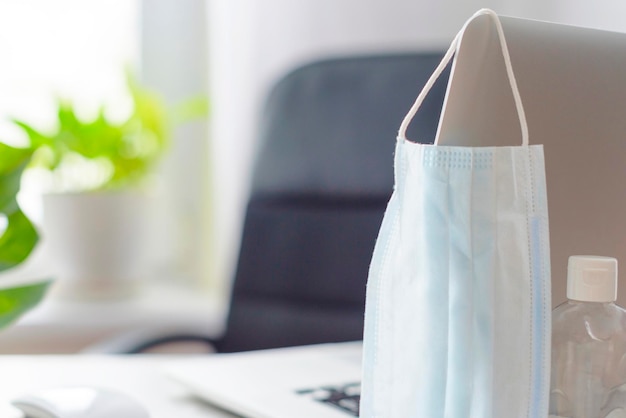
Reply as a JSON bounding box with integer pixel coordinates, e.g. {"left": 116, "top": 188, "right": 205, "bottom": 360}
{"left": 550, "top": 256, "right": 626, "bottom": 418}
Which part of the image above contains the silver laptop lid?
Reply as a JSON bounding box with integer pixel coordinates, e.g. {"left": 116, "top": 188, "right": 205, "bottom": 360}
{"left": 436, "top": 14, "right": 626, "bottom": 306}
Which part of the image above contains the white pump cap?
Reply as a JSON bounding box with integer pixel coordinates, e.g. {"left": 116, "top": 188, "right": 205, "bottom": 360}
{"left": 567, "top": 255, "right": 618, "bottom": 302}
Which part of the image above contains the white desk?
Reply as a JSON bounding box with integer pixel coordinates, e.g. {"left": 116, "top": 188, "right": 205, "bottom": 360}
{"left": 0, "top": 355, "right": 238, "bottom": 418}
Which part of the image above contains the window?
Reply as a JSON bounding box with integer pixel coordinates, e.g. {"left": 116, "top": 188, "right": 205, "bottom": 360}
{"left": 0, "top": 0, "right": 211, "bottom": 289}
{"left": 0, "top": 0, "right": 139, "bottom": 220}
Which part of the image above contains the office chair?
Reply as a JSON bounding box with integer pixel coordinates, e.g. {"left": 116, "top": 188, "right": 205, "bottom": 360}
{"left": 119, "top": 52, "right": 448, "bottom": 353}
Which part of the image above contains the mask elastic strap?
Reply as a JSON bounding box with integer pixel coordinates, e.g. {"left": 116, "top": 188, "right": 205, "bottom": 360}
{"left": 397, "top": 8, "right": 529, "bottom": 147}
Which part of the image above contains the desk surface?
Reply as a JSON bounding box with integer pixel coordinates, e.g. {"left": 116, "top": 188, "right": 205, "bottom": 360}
{"left": 0, "top": 355, "right": 238, "bottom": 418}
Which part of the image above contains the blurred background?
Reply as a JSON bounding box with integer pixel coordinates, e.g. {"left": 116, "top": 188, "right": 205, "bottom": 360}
{"left": 0, "top": 0, "right": 624, "bottom": 353}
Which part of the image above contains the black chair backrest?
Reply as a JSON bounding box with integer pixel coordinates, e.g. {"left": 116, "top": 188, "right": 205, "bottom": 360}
{"left": 217, "top": 53, "right": 448, "bottom": 353}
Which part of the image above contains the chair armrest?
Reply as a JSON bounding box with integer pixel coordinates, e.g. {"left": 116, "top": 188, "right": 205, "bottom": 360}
{"left": 81, "top": 330, "right": 222, "bottom": 354}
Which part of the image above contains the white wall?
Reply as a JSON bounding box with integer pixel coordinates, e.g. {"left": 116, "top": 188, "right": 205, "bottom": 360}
{"left": 552, "top": 0, "right": 626, "bottom": 32}
{"left": 206, "top": 0, "right": 622, "bottom": 288}
{"left": 141, "top": 0, "right": 211, "bottom": 285}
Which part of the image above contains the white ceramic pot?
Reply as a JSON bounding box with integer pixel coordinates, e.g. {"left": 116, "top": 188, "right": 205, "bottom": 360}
{"left": 42, "top": 191, "right": 152, "bottom": 300}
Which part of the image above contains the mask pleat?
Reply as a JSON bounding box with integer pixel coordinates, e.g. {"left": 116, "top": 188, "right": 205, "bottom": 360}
{"left": 397, "top": 144, "right": 450, "bottom": 416}
{"left": 443, "top": 149, "right": 475, "bottom": 418}
{"left": 469, "top": 149, "right": 496, "bottom": 417}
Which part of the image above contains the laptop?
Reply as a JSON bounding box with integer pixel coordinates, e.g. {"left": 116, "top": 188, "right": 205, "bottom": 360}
{"left": 165, "top": 341, "right": 362, "bottom": 418}
{"left": 436, "top": 14, "right": 626, "bottom": 307}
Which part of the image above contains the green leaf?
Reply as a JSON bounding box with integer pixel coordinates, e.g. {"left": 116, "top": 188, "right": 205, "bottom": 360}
{"left": 57, "top": 99, "right": 81, "bottom": 131}
{"left": 0, "top": 281, "right": 51, "bottom": 329}
{"left": 0, "top": 209, "right": 38, "bottom": 272}
{"left": 0, "top": 143, "right": 38, "bottom": 272}
{"left": 11, "top": 119, "right": 53, "bottom": 148}
{"left": 0, "top": 143, "right": 31, "bottom": 212}
{"left": 12, "top": 69, "right": 199, "bottom": 192}
{"left": 0, "top": 140, "right": 45, "bottom": 329}
{"left": 0, "top": 142, "right": 32, "bottom": 174}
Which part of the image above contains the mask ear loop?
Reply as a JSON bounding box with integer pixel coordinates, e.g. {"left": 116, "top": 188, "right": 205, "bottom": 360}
{"left": 397, "top": 8, "right": 529, "bottom": 147}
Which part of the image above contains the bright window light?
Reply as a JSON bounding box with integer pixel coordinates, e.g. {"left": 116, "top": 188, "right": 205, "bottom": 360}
{"left": 0, "top": 0, "right": 140, "bottom": 221}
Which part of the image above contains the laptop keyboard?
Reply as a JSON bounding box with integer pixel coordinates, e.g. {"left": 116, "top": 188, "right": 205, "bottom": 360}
{"left": 296, "top": 382, "right": 360, "bottom": 416}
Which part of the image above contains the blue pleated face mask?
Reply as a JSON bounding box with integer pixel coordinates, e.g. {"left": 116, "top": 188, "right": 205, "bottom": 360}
{"left": 360, "top": 9, "right": 552, "bottom": 418}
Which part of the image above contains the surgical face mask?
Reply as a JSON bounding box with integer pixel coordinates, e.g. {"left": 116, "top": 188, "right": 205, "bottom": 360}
{"left": 360, "top": 9, "right": 551, "bottom": 418}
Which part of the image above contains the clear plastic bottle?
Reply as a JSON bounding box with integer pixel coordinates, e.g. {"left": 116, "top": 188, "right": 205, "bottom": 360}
{"left": 550, "top": 256, "right": 626, "bottom": 418}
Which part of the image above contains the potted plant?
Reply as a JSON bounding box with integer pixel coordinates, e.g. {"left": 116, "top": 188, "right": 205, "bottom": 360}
{"left": 0, "top": 142, "right": 49, "bottom": 327}
{"left": 13, "top": 73, "right": 207, "bottom": 300}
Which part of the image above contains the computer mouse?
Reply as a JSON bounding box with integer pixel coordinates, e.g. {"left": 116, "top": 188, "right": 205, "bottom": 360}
{"left": 11, "top": 386, "right": 150, "bottom": 418}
